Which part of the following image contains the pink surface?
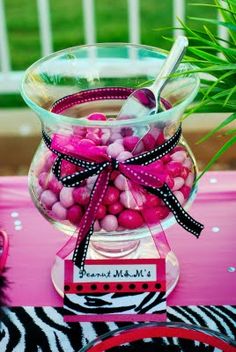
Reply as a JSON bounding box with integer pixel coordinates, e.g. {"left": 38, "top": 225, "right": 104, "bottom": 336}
{"left": 1, "top": 172, "right": 236, "bottom": 307}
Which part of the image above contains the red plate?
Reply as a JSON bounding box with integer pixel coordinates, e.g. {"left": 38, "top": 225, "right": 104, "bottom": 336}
{"left": 80, "top": 322, "right": 236, "bottom": 352}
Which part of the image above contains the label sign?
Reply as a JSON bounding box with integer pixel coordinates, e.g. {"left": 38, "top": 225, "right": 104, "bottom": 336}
{"left": 63, "top": 258, "right": 166, "bottom": 322}
{"left": 73, "top": 263, "right": 157, "bottom": 282}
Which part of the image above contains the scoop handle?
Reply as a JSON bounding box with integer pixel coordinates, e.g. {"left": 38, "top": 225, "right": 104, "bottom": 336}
{"left": 151, "top": 36, "right": 188, "bottom": 95}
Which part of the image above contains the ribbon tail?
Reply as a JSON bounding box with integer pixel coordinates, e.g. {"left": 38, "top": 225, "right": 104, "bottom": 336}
{"left": 146, "top": 184, "right": 204, "bottom": 238}
{"left": 72, "top": 224, "right": 94, "bottom": 269}
{"left": 72, "top": 170, "right": 111, "bottom": 269}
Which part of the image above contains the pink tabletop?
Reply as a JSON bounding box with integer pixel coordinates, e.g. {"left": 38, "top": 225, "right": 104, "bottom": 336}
{"left": 0, "top": 171, "right": 235, "bottom": 307}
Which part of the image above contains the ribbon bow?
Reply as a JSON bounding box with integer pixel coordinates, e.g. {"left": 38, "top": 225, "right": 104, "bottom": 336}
{"left": 42, "top": 125, "right": 204, "bottom": 268}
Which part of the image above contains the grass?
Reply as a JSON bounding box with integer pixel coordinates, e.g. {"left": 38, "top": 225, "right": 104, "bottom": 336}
{"left": 1, "top": 0, "right": 217, "bottom": 108}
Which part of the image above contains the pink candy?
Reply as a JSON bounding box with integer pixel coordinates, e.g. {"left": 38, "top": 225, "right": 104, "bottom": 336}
{"left": 96, "top": 204, "right": 106, "bottom": 219}
{"left": 143, "top": 207, "right": 169, "bottom": 224}
{"left": 103, "top": 186, "right": 120, "bottom": 205}
{"left": 144, "top": 193, "right": 161, "bottom": 208}
{"left": 123, "top": 136, "right": 139, "bottom": 151}
{"left": 118, "top": 210, "right": 143, "bottom": 229}
{"left": 172, "top": 177, "right": 185, "bottom": 191}
{"left": 101, "top": 214, "right": 118, "bottom": 231}
{"left": 38, "top": 113, "right": 195, "bottom": 232}
{"left": 171, "top": 151, "right": 187, "bottom": 163}
{"left": 108, "top": 201, "right": 124, "bottom": 215}
{"left": 60, "top": 160, "right": 78, "bottom": 177}
{"left": 166, "top": 161, "right": 182, "bottom": 177}
{"left": 114, "top": 174, "right": 129, "bottom": 191}
{"left": 48, "top": 174, "right": 63, "bottom": 194}
{"left": 142, "top": 133, "right": 156, "bottom": 150}
{"left": 60, "top": 188, "right": 74, "bottom": 208}
{"left": 40, "top": 190, "right": 57, "bottom": 209}
{"left": 120, "top": 190, "right": 144, "bottom": 209}
{"left": 180, "top": 185, "right": 191, "bottom": 199}
{"left": 117, "top": 151, "right": 133, "bottom": 162}
{"left": 39, "top": 172, "right": 49, "bottom": 189}
{"left": 51, "top": 202, "right": 67, "bottom": 220}
{"left": 73, "top": 187, "right": 90, "bottom": 205}
{"left": 87, "top": 112, "right": 107, "bottom": 121}
{"left": 67, "top": 205, "right": 83, "bottom": 225}
{"left": 107, "top": 142, "right": 124, "bottom": 158}
{"left": 185, "top": 172, "right": 194, "bottom": 187}
{"left": 85, "top": 132, "right": 101, "bottom": 145}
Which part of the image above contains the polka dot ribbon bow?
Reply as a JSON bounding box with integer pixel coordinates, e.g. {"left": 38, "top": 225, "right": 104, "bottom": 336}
{"left": 42, "top": 125, "right": 204, "bottom": 269}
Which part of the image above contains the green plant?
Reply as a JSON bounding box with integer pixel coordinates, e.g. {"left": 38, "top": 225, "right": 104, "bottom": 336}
{"left": 179, "top": 0, "right": 236, "bottom": 177}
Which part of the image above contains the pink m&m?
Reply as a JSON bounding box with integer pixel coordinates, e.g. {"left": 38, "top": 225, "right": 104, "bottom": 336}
{"left": 87, "top": 112, "right": 107, "bottom": 121}
{"left": 172, "top": 177, "right": 185, "bottom": 191}
{"left": 123, "top": 136, "right": 139, "bottom": 151}
{"left": 101, "top": 214, "right": 118, "bottom": 231}
{"left": 38, "top": 172, "right": 49, "bottom": 189}
{"left": 166, "top": 161, "right": 182, "bottom": 177}
{"left": 103, "top": 186, "right": 120, "bottom": 205}
{"left": 67, "top": 205, "right": 83, "bottom": 225}
{"left": 118, "top": 210, "right": 143, "bottom": 229}
{"left": 40, "top": 190, "right": 58, "bottom": 210}
{"left": 48, "top": 174, "right": 63, "bottom": 194}
{"left": 107, "top": 142, "right": 124, "bottom": 158}
{"left": 144, "top": 193, "right": 161, "bottom": 208}
{"left": 51, "top": 202, "right": 67, "bottom": 220}
{"left": 37, "top": 108, "right": 196, "bottom": 233}
{"left": 114, "top": 174, "right": 129, "bottom": 191}
{"left": 142, "top": 133, "right": 156, "bottom": 150}
{"left": 143, "top": 206, "right": 169, "bottom": 224}
{"left": 95, "top": 204, "right": 107, "bottom": 219}
{"left": 73, "top": 187, "right": 90, "bottom": 205}
{"left": 59, "top": 187, "right": 74, "bottom": 208}
{"left": 171, "top": 151, "right": 187, "bottom": 163}
{"left": 108, "top": 201, "right": 124, "bottom": 215}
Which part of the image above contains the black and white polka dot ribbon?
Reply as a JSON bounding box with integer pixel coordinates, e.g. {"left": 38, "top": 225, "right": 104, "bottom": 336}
{"left": 42, "top": 125, "right": 204, "bottom": 269}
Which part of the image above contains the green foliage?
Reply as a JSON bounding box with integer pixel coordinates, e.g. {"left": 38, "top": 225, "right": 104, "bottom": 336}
{"left": 180, "top": 0, "right": 236, "bottom": 176}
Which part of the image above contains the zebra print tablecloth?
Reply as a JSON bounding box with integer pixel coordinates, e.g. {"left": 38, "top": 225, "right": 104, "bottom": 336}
{"left": 0, "top": 305, "right": 235, "bottom": 351}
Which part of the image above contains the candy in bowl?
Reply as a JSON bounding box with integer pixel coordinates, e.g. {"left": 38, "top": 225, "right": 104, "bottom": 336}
{"left": 21, "top": 43, "right": 203, "bottom": 296}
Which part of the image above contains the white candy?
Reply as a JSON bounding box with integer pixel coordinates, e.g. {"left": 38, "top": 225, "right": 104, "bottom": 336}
{"left": 171, "top": 151, "right": 187, "bottom": 163}
{"left": 185, "top": 172, "right": 194, "bottom": 187}
{"left": 114, "top": 174, "right": 129, "bottom": 191}
{"left": 107, "top": 142, "right": 124, "bottom": 158}
{"left": 172, "top": 177, "right": 185, "bottom": 191}
{"left": 100, "top": 215, "right": 118, "bottom": 232}
{"left": 59, "top": 187, "right": 74, "bottom": 208}
{"left": 51, "top": 202, "right": 67, "bottom": 220}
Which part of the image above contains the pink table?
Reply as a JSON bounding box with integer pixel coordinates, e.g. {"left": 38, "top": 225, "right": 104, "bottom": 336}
{"left": 0, "top": 172, "right": 236, "bottom": 351}
{"left": 1, "top": 171, "right": 235, "bottom": 308}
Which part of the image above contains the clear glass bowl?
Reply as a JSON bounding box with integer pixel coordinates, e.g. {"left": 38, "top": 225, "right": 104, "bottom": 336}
{"left": 21, "top": 43, "right": 200, "bottom": 295}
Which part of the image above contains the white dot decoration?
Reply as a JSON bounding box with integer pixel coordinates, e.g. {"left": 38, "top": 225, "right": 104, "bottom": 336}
{"left": 11, "top": 212, "right": 19, "bottom": 218}
{"left": 212, "top": 226, "right": 220, "bottom": 233}
{"left": 15, "top": 225, "right": 23, "bottom": 231}
{"left": 227, "top": 266, "right": 235, "bottom": 273}
{"left": 209, "top": 177, "right": 218, "bottom": 184}
{"left": 14, "top": 220, "right": 22, "bottom": 226}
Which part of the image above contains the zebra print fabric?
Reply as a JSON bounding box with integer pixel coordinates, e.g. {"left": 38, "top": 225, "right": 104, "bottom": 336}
{"left": 0, "top": 305, "right": 235, "bottom": 351}
{"left": 64, "top": 291, "right": 166, "bottom": 317}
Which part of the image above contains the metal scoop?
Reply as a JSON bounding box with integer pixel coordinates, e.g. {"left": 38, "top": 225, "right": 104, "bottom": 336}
{"left": 117, "top": 36, "right": 188, "bottom": 119}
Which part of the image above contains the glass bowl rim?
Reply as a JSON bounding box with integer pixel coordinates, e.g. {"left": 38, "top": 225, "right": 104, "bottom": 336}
{"left": 21, "top": 42, "right": 200, "bottom": 127}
